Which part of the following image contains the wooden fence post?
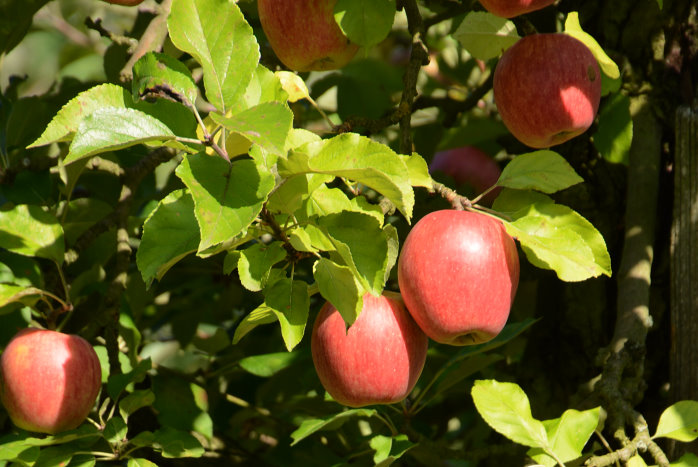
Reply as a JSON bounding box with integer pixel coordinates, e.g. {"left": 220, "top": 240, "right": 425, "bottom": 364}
{"left": 671, "top": 103, "right": 698, "bottom": 456}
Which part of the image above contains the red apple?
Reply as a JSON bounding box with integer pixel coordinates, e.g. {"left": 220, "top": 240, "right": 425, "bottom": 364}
{"left": 311, "top": 292, "right": 428, "bottom": 407}
{"left": 398, "top": 210, "right": 519, "bottom": 346}
{"left": 0, "top": 328, "right": 102, "bottom": 434}
{"left": 429, "top": 146, "right": 502, "bottom": 205}
{"left": 478, "top": 0, "right": 555, "bottom": 18}
{"left": 257, "top": 0, "right": 359, "bottom": 72}
{"left": 493, "top": 33, "right": 602, "bottom": 148}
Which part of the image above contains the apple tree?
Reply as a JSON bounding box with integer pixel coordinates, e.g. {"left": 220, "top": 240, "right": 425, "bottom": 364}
{"left": 0, "top": 0, "right": 696, "bottom": 465}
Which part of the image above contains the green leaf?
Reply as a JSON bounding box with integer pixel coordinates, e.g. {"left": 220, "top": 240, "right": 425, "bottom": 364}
{"left": 402, "top": 152, "right": 434, "bottom": 189}
{"left": 370, "top": 434, "right": 415, "bottom": 466}
{"left": 319, "top": 211, "right": 390, "bottom": 294}
{"left": 175, "top": 154, "right": 275, "bottom": 253}
{"left": 471, "top": 379, "right": 549, "bottom": 448}
{"left": 209, "top": 101, "right": 293, "bottom": 156}
{"left": 279, "top": 133, "right": 414, "bottom": 221}
{"left": 0, "top": 204, "right": 64, "bottom": 264}
{"left": 132, "top": 52, "right": 199, "bottom": 105}
{"left": 238, "top": 351, "right": 303, "bottom": 377}
{"left": 103, "top": 417, "right": 128, "bottom": 444}
{"left": 670, "top": 453, "right": 698, "bottom": 467}
{"left": 656, "top": 0, "right": 663, "bottom": 9}
{"left": 275, "top": 71, "right": 310, "bottom": 103}
{"left": 28, "top": 83, "right": 130, "bottom": 147}
{"left": 313, "top": 258, "right": 365, "bottom": 325}
{"left": 137, "top": 189, "right": 200, "bottom": 288}
{"left": 0, "top": 426, "right": 100, "bottom": 461}
{"left": 232, "top": 304, "right": 278, "bottom": 344}
{"left": 494, "top": 190, "right": 612, "bottom": 281}
{"left": 594, "top": 93, "right": 633, "bottom": 165}
{"left": 65, "top": 107, "right": 184, "bottom": 165}
{"left": 264, "top": 278, "right": 310, "bottom": 351}
{"left": 0, "top": 284, "right": 43, "bottom": 311}
{"left": 119, "top": 389, "right": 156, "bottom": 421}
{"left": 242, "top": 64, "right": 289, "bottom": 110}
{"left": 564, "top": 12, "right": 620, "bottom": 79}
{"left": 152, "top": 427, "right": 204, "bottom": 458}
{"left": 237, "top": 242, "right": 287, "bottom": 292}
{"left": 290, "top": 408, "right": 378, "bottom": 445}
{"left": 334, "top": 0, "right": 396, "bottom": 48}
{"left": 653, "top": 400, "right": 698, "bottom": 442}
{"left": 128, "top": 459, "right": 159, "bottom": 467}
{"left": 497, "top": 151, "right": 584, "bottom": 193}
{"left": 528, "top": 407, "right": 600, "bottom": 466}
{"left": 168, "top": 0, "right": 259, "bottom": 113}
{"left": 453, "top": 12, "right": 519, "bottom": 61}
{"left": 107, "top": 358, "right": 152, "bottom": 400}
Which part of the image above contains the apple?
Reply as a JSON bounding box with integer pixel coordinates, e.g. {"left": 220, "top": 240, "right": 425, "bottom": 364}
{"left": 0, "top": 328, "right": 102, "bottom": 434}
{"left": 429, "top": 146, "right": 502, "bottom": 205}
{"left": 257, "top": 0, "right": 359, "bottom": 72}
{"left": 493, "top": 33, "right": 602, "bottom": 149}
{"left": 478, "top": 0, "right": 555, "bottom": 18}
{"left": 311, "top": 292, "right": 428, "bottom": 407}
{"left": 398, "top": 210, "right": 519, "bottom": 346}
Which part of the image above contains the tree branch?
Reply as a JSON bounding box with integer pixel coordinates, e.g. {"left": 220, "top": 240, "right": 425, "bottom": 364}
{"left": 586, "top": 94, "right": 665, "bottom": 466}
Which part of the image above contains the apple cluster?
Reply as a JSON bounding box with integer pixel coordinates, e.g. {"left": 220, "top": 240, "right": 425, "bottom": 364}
{"left": 312, "top": 210, "right": 520, "bottom": 407}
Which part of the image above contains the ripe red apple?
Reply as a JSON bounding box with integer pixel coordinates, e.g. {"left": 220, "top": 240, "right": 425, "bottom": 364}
{"left": 478, "top": 0, "right": 555, "bottom": 18}
{"left": 257, "top": 0, "right": 359, "bottom": 72}
{"left": 311, "top": 292, "right": 428, "bottom": 407}
{"left": 429, "top": 146, "right": 502, "bottom": 205}
{"left": 0, "top": 328, "right": 102, "bottom": 434}
{"left": 398, "top": 210, "right": 519, "bottom": 346}
{"left": 493, "top": 33, "right": 602, "bottom": 149}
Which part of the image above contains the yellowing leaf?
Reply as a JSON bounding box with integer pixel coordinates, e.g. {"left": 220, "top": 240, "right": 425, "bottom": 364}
{"left": 564, "top": 12, "right": 620, "bottom": 79}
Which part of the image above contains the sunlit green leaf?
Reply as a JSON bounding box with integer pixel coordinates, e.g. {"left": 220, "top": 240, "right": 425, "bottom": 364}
{"left": 291, "top": 409, "right": 378, "bottom": 445}
{"left": 279, "top": 133, "right": 414, "bottom": 221}
{"left": 471, "top": 379, "right": 549, "bottom": 448}
{"left": 136, "top": 189, "right": 200, "bottom": 288}
{"left": 0, "top": 204, "right": 64, "bottom": 264}
{"left": 319, "top": 211, "right": 390, "bottom": 294}
{"left": 653, "top": 400, "right": 698, "bottom": 442}
{"left": 175, "top": 154, "right": 275, "bottom": 253}
{"left": 0, "top": 284, "right": 43, "bottom": 312}
{"left": 564, "top": 12, "right": 620, "bottom": 79}
{"left": 232, "top": 304, "right": 278, "bottom": 345}
{"left": 314, "top": 258, "right": 365, "bottom": 325}
{"left": 28, "top": 83, "right": 130, "bottom": 147}
{"left": 262, "top": 278, "right": 310, "bottom": 351}
{"left": 237, "top": 242, "right": 287, "bottom": 292}
{"left": 528, "top": 407, "right": 600, "bottom": 466}
{"left": 370, "top": 434, "right": 415, "bottom": 466}
{"left": 453, "top": 12, "right": 519, "bottom": 60}
{"left": 238, "top": 351, "right": 303, "bottom": 377}
{"left": 132, "top": 52, "right": 199, "bottom": 105}
{"left": 209, "top": 101, "right": 293, "bottom": 156}
{"left": 151, "top": 427, "right": 204, "bottom": 458}
{"left": 65, "top": 107, "right": 186, "bottom": 165}
{"left": 168, "top": 0, "right": 259, "bottom": 113}
{"left": 497, "top": 151, "right": 584, "bottom": 193}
